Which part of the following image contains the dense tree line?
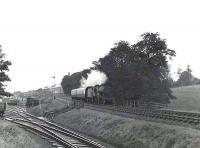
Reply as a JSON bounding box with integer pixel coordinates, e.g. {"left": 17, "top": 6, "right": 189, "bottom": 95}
{"left": 61, "top": 32, "right": 176, "bottom": 104}
{"left": 61, "top": 69, "right": 90, "bottom": 95}
{"left": 0, "top": 45, "right": 12, "bottom": 97}
{"left": 93, "top": 33, "right": 176, "bottom": 104}
{"left": 173, "top": 65, "right": 200, "bottom": 87}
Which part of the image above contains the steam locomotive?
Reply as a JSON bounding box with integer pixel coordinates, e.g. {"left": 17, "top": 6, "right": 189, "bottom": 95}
{"left": 71, "top": 85, "right": 113, "bottom": 104}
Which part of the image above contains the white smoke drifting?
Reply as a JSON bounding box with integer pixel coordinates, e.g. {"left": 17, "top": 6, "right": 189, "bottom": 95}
{"left": 80, "top": 70, "right": 107, "bottom": 88}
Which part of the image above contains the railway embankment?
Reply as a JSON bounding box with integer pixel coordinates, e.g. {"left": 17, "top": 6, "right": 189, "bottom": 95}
{"left": 52, "top": 108, "right": 200, "bottom": 148}
{"left": 27, "top": 95, "right": 200, "bottom": 148}
{"left": 27, "top": 98, "right": 68, "bottom": 116}
{"left": 0, "top": 119, "right": 53, "bottom": 148}
{"left": 169, "top": 85, "right": 200, "bottom": 112}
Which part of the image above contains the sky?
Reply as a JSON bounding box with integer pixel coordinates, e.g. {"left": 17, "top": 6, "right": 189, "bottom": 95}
{"left": 0, "top": 0, "right": 200, "bottom": 92}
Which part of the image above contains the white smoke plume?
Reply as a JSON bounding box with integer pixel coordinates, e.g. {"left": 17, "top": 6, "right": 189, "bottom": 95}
{"left": 80, "top": 70, "right": 107, "bottom": 88}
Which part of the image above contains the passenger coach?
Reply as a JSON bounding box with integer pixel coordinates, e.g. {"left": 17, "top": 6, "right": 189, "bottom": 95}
{"left": 71, "top": 85, "right": 113, "bottom": 104}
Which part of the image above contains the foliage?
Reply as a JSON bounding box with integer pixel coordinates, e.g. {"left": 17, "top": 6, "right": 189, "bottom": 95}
{"left": 93, "top": 41, "right": 132, "bottom": 103}
{"left": 0, "top": 45, "right": 12, "bottom": 97}
{"left": 169, "top": 85, "right": 200, "bottom": 111}
{"left": 61, "top": 69, "right": 91, "bottom": 95}
{"left": 53, "top": 108, "right": 200, "bottom": 148}
{"left": 93, "top": 32, "right": 176, "bottom": 104}
{"left": 175, "top": 65, "right": 200, "bottom": 87}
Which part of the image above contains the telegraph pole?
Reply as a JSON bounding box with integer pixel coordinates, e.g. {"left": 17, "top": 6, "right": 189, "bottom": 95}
{"left": 51, "top": 76, "right": 56, "bottom": 99}
{"left": 51, "top": 75, "right": 55, "bottom": 86}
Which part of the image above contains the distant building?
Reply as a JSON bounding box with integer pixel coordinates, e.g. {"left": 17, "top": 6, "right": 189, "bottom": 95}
{"left": 50, "top": 84, "right": 64, "bottom": 94}
{"left": 20, "top": 84, "right": 66, "bottom": 100}
{"left": 43, "top": 84, "right": 66, "bottom": 99}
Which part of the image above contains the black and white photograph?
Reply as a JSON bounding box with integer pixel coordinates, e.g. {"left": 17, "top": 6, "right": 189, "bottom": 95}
{"left": 0, "top": 0, "right": 200, "bottom": 148}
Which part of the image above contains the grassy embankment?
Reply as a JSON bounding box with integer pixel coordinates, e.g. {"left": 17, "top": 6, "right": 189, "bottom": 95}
{"left": 29, "top": 98, "right": 200, "bottom": 148}
{"left": 28, "top": 98, "right": 69, "bottom": 116}
{"left": 52, "top": 108, "right": 200, "bottom": 148}
{"left": 0, "top": 120, "right": 53, "bottom": 148}
{"left": 28, "top": 85, "right": 200, "bottom": 148}
{"left": 168, "top": 84, "right": 200, "bottom": 112}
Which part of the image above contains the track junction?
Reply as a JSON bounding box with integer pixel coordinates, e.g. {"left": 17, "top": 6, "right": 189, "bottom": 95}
{"left": 4, "top": 106, "right": 105, "bottom": 148}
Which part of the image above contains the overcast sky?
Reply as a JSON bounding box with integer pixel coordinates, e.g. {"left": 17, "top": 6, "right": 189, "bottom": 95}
{"left": 0, "top": 0, "right": 200, "bottom": 92}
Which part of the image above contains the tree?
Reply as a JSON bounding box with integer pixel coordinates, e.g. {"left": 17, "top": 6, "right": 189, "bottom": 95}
{"left": 61, "top": 69, "right": 91, "bottom": 95}
{"left": 93, "top": 32, "right": 176, "bottom": 104}
{"left": 177, "top": 66, "right": 182, "bottom": 77}
{"left": 93, "top": 41, "right": 132, "bottom": 104}
{"left": 177, "top": 65, "right": 194, "bottom": 86}
{"left": 132, "top": 32, "right": 176, "bottom": 103}
{"left": 167, "top": 73, "right": 175, "bottom": 87}
{"left": 0, "top": 45, "right": 12, "bottom": 97}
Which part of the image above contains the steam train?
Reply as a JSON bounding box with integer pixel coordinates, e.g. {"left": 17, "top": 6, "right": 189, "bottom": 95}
{"left": 71, "top": 85, "right": 113, "bottom": 104}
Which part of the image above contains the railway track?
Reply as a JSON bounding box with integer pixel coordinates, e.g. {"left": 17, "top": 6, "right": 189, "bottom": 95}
{"left": 6, "top": 107, "right": 105, "bottom": 148}
{"left": 84, "top": 103, "right": 200, "bottom": 126}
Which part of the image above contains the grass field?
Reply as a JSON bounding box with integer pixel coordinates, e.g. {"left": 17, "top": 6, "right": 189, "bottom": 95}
{"left": 168, "top": 85, "right": 200, "bottom": 112}
{"left": 0, "top": 120, "right": 53, "bottom": 148}
{"left": 53, "top": 108, "right": 200, "bottom": 148}
{"left": 28, "top": 98, "right": 69, "bottom": 116}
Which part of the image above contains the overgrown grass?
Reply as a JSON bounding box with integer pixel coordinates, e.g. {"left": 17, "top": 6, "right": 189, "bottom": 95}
{"left": 168, "top": 85, "right": 200, "bottom": 112}
{"left": 0, "top": 120, "right": 48, "bottom": 148}
{"left": 53, "top": 108, "right": 200, "bottom": 148}
{"left": 28, "top": 98, "right": 69, "bottom": 116}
